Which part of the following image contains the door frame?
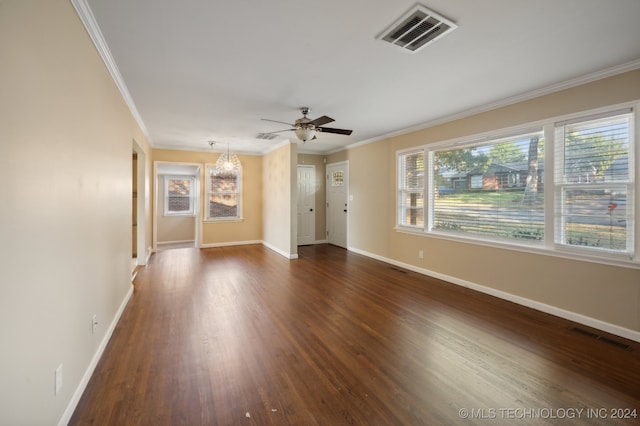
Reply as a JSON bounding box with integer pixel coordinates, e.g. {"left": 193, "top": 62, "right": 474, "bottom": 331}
{"left": 153, "top": 161, "right": 202, "bottom": 252}
{"left": 132, "top": 140, "right": 148, "bottom": 265}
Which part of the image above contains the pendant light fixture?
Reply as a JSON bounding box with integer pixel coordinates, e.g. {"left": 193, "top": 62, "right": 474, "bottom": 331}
{"left": 209, "top": 141, "right": 241, "bottom": 174}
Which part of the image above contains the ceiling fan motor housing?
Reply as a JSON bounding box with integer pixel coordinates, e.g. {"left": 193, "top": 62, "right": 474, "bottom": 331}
{"left": 261, "top": 106, "right": 352, "bottom": 142}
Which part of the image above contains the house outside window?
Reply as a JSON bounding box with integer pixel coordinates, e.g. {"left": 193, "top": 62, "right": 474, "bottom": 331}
{"left": 165, "top": 176, "right": 195, "bottom": 216}
{"left": 206, "top": 164, "right": 242, "bottom": 220}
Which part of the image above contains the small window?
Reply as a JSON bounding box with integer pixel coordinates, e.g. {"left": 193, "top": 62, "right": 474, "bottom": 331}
{"left": 332, "top": 171, "right": 344, "bottom": 187}
{"left": 398, "top": 150, "right": 425, "bottom": 228}
{"left": 206, "top": 164, "right": 242, "bottom": 220}
{"left": 470, "top": 175, "right": 483, "bottom": 189}
{"left": 164, "top": 176, "right": 195, "bottom": 216}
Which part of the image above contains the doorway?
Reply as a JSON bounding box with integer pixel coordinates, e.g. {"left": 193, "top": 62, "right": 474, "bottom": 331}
{"left": 326, "top": 161, "right": 348, "bottom": 248}
{"left": 132, "top": 141, "right": 148, "bottom": 267}
{"left": 297, "top": 165, "right": 316, "bottom": 245}
{"left": 153, "top": 162, "right": 201, "bottom": 252}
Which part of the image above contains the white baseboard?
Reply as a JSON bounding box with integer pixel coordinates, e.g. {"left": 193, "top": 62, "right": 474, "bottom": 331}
{"left": 145, "top": 246, "right": 153, "bottom": 264}
{"left": 262, "top": 241, "right": 299, "bottom": 259}
{"left": 200, "top": 240, "right": 298, "bottom": 259}
{"left": 58, "top": 284, "right": 134, "bottom": 426}
{"left": 348, "top": 247, "right": 640, "bottom": 343}
{"left": 200, "top": 240, "right": 262, "bottom": 248}
{"left": 156, "top": 240, "right": 195, "bottom": 250}
{"left": 157, "top": 239, "right": 195, "bottom": 245}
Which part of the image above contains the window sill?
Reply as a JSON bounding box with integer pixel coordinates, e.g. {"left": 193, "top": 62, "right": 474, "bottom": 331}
{"left": 205, "top": 217, "right": 244, "bottom": 223}
{"left": 394, "top": 227, "right": 639, "bottom": 270}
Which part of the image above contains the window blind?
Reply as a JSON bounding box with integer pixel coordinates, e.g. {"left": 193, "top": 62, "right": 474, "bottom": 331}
{"left": 398, "top": 150, "right": 425, "bottom": 227}
{"left": 431, "top": 131, "right": 544, "bottom": 241}
{"left": 554, "top": 111, "right": 633, "bottom": 253}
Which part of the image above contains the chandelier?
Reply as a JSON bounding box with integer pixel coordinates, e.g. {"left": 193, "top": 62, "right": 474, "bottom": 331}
{"left": 209, "top": 141, "right": 240, "bottom": 174}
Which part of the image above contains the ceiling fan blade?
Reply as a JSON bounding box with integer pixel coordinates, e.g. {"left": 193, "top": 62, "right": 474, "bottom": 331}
{"left": 261, "top": 118, "right": 295, "bottom": 126}
{"left": 310, "top": 115, "right": 334, "bottom": 127}
{"left": 266, "top": 128, "right": 295, "bottom": 134}
{"left": 317, "top": 126, "right": 353, "bottom": 135}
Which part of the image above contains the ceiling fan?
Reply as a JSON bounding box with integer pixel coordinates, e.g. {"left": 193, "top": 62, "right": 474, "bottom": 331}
{"left": 261, "top": 107, "right": 353, "bottom": 142}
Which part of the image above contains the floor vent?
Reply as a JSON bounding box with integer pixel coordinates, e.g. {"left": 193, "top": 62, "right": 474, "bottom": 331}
{"left": 598, "top": 336, "right": 631, "bottom": 350}
{"left": 570, "top": 327, "right": 631, "bottom": 351}
{"left": 256, "top": 133, "right": 277, "bottom": 140}
{"left": 571, "top": 327, "right": 599, "bottom": 339}
{"left": 390, "top": 267, "right": 408, "bottom": 274}
{"left": 377, "top": 3, "right": 457, "bottom": 53}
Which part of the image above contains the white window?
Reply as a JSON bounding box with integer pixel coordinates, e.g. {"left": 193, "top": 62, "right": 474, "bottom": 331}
{"left": 164, "top": 176, "right": 195, "bottom": 216}
{"left": 554, "top": 110, "right": 633, "bottom": 255}
{"left": 396, "top": 104, "right": 638, "bottom": 265}
{"left": 470, "top": 175, "right": 483, "bottom": 189}
{"left": 206, "top": 164, "right": 242, "bottom": 220}
{"left": 398, "top": 150, "right": 425, "bottom": 228}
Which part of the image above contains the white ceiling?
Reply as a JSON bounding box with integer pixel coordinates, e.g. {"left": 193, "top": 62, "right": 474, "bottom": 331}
{"left": 81, "top": 0, "right": 640, "bottom": 155}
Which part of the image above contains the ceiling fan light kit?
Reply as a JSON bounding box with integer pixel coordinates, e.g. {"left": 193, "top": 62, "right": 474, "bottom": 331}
{"left": 262, "top": 107, "right": 353, "bottom": 143}
{"left": 294, "top": 126, "right": 316, "bottom": 142}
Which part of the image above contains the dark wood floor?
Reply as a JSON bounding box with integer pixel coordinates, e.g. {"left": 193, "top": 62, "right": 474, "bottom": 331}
{"left": 70, "top": 244, "right": 640, "bottom": 425}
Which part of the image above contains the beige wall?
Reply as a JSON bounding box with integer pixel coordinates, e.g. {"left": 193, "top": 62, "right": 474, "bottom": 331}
{"left": 152, "top": 149, "right": 263, "bottom": 246}
{"left": 297, "top": 153, "right": 327, "bottom": 241}
{"left": 335, "top": 69, "right": 640, "bottom": 336}
{"left": 263, "top": 142, "right": 298, "bottom": 257}
{"left": 0, "top": 1, "right": 152, "bottom": 424}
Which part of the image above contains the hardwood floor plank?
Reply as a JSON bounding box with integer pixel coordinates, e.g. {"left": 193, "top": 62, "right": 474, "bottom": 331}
{"left": 70, "top": 244, "right": 640, "bottom": 425}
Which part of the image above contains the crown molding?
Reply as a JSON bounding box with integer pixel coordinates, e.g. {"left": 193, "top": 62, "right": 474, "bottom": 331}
{"left": 70, "top": 0, "right": 153, "bottom": 145}
{"left": 348, "top": 59, "right": 640, "bottom": 150}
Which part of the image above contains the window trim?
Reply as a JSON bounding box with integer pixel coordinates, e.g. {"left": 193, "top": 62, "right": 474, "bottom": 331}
{"left": 205, "top": 163, "right": 243, "bottom": 222}
{"left": 164, "top": 175, "right": 195, "bottom": 216}
{"left": 395, "top": 101, "right": 639, "bottom": 269}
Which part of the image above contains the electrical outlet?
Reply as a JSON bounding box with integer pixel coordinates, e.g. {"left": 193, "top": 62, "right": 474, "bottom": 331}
{"left": 92, "top": 315, "right": 98, "bottom": 334}
{"left": 55, "top": 364, "right": 63, "bottom": 395}
{"left": 418, "top": 250, "right": 424, "bottom": 259}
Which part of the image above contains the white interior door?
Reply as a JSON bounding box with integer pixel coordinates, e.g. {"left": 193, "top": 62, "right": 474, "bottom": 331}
{"left": 327, "top": 162, "right": 348, "bottom": 248}
{"left": 297, "top": 165, "right": 316, "bottom": 245}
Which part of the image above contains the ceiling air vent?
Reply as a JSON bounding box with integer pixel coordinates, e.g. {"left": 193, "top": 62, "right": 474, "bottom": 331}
{"left": 377, "top": 3, "right": 457, "bottom": 53}
{"left": 256, "top": 133, "right": 277, "bottom": 140}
